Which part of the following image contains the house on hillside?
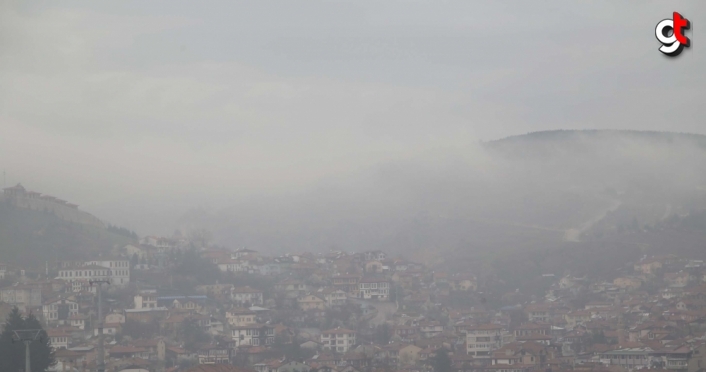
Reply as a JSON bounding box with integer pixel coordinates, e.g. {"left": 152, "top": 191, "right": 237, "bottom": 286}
{"left": 321, "top": 328, "right": 356, "bottom": 353}
{"left": 231, "top": 286, "right": 264, "bottom": 306}
{"left": 42, "top": 297, "right": 79, "bottom": 325}
{"left": 357, "top": 277, "right": 389, "bottom": 301}
{"left": 298, "top": 295, "right": 326, "bottom": 311}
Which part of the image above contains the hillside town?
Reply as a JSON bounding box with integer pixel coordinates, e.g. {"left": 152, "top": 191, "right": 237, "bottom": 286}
{"left": 2, "top": 231, "right": 706, "bottom": 372}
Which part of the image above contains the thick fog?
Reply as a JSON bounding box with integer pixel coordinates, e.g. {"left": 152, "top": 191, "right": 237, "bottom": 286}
{"left": 173, "top": 132, "right": 706, "bottom": 258}
{"left": 1, "top": 1, "right": 704, "bottom": 242}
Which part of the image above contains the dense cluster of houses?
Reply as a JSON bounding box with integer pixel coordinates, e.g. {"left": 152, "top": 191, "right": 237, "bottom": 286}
{"left": 2, "top": 229, "right": 706, "bottom": 372}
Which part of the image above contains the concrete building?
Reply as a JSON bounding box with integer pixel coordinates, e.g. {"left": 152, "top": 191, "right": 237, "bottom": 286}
{"left": 321, "top": 327, "right": 357, "bottom": 353}
{"left": 466, "top": 324, "right": 512, "bottom": 358}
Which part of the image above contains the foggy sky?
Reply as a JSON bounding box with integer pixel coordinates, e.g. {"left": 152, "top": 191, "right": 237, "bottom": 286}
{"left": 0, "top": 1, "right": 704, "bottom": 234}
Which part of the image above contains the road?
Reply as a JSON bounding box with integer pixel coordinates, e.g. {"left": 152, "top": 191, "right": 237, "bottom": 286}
{"left": 349, "top": 297, "right": 398, "bottom": 326}
{"left": 564, "top": 199, "right": 623, "bottom": 242}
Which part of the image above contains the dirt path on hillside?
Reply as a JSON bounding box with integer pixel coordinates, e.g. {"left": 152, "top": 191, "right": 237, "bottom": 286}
{"left": 564, "top": 199, "right": 622, "bottom": 242}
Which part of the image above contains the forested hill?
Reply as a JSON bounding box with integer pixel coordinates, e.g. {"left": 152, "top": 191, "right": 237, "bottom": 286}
{"left": 0, "top": 201, "right": 134, "bottom": 268}
{"left": 177, "top": 129, "right": 706, "bottom": 269}
{"left": 484, "top": 130, "right": 706, "bottom": 157}
{"left": 491, "top": 129, "right": 706, "bottom": 144}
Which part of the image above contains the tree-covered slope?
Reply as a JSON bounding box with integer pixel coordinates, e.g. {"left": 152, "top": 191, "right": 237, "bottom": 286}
{"left": 0, "top": 201, "right": 134, "bottom": 268}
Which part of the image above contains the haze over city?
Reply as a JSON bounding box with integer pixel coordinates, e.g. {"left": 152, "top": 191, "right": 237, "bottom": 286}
{"left": 1, "top": 1, "right": 704, "bottom": 237}
{"left": 4, "top": 2, "right": 706, "bottom": 372}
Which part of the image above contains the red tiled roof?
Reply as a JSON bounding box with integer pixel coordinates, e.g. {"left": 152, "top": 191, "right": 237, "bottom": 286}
{"left": 109, "top": 345, "right": 146, "bottom": 354}
{"left": 184, "top": 365, "right": 256, "bottom": 372}
{"left": 322, "top": 327, "right": 356, "bottom": 334}
{"left": 232, "top": 286, "right": 262, "bottom": 293}
{"left": 466, "top": 324, "right": 503, "bottom": 331}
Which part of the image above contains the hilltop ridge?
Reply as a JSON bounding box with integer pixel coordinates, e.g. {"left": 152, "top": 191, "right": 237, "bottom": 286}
{"left": 177, "top": 129, "right": 706, "bottom": 263}
{"left": 1, "top": 183, "right": 104, "bottom": 228}
{"left": 0, "top": 184, "right": 135, "bottom": 268}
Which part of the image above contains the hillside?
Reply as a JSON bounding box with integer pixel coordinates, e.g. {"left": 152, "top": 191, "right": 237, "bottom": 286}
{"left": 0, "top": 201, "right": 134, "bottom": 268}
{"left": 176, "top": 130, "right": 706, "bottom": 268}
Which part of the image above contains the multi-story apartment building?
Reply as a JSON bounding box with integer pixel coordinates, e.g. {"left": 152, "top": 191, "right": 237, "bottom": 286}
{"left": 331, "top": 275, "right": 360, "bottom": 294}
{"left": 466, "top": 324, "right": 512, "bottom": 358}
{"left": 86, "top": 259, "right": 131, "bottom": 285}
{"left": 58, "top": 259, "right": 130, "bottom": 286}
{"left": 133, "top": 291, "right": 158, "bottom": 309}
{"left": 321, "top": 327, "right": 357, "bottom": 353}
{"left": 0, "top": 284, "right": 42, "bottom": 311}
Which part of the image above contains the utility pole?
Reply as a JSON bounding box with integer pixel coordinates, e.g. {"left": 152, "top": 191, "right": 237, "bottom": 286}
{"left": 90, "top": 280, "right": 110, "bottom": 372}
{"left": 13, "top": 329, "right": 42, "bottom": 372}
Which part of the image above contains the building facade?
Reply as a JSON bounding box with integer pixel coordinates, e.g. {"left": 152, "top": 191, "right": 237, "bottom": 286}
{"left": 321, "top": 328, "right": 357, "bottom": 353}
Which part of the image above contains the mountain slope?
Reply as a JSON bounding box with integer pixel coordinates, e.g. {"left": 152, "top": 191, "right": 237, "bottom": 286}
{"left": 0, "top": 201, "right": 134, "bottom": 268}
{"left": 177, "top": 130, "right": 706, "bottom": 263}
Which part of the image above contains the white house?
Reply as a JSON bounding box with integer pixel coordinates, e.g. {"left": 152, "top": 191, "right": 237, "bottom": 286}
{"left": 0, "top": 284, "right": 42, "bottom": 310}
{"left": 320, "top": 288, "right": 347, "bottom": 307}
{"left": 106, "top": 312, "right": 126, "bottom": 324}
{"left": 231, "top": 286, "right": 264, "bottom": 306}
{"left": 134, "top": 291, "right": 158, "bottom": 309}
{"left": 43, "top": 298, "right": 79, "bottom": 324}
{"left": 321, "top": 327, "right": 356, "bottom": 353}
{"left": 85, "top": 259, "right": 131, "bottom": 285}
{"left": 217, "top": 259, "right": 247, "bottom": 273}
{"left": 357, "top": 277, "right": 389, "bottom": 300}
{"left": 68, "top": 314, "right": 88, "bottom": 330}
{"left": 140, "top": 236, "right": 176, "bottom": 250}
{"left": 231, "top": 324, "right": 275, "bottom": 347}
{"left": 363, "top": 251, "right": 386, "bottom": 262}
{"left": 226, "top": 308, "right": 257, "bottom": 326}
{"left": 58, "top": 259, "right": 130, "bottom": 286}
{"left": 466, "top": 324, "right": 512, "bottom": 358}
{"left": 47, "top": 328, "right": 72, "bottom": 349}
